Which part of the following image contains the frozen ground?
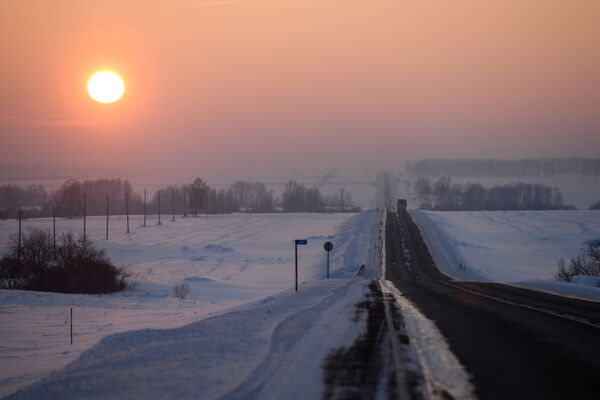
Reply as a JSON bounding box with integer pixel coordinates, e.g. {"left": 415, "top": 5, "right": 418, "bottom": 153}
{"left": 413, "top": 210, "right": 600, "bottom": 300}
{"left": 0, "top": 212, "right": 376, "bottom": 398}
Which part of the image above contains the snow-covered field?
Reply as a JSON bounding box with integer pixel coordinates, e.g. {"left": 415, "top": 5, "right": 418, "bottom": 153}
{"left": 413, "top": 210, "right": 600, "bottom": 300}
{"left": 0, "top": 212, "right": 377, "bottom": 398}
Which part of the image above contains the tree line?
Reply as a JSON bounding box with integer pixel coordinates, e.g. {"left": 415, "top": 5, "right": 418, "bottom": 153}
{"left": 415, "top": 177, "right": 568, "bottom": 211}
{"left": 0, "top": 184, "right": 48, "bottom": 215}
{"left": 408, "top": 158, "right": 600, "bottom": 177}
{"left": 0, "top": 178, "right": 358, "bottom": 219}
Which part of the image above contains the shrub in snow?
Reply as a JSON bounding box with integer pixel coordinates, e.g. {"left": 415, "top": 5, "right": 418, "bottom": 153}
{"left": 590, "top": 200, "right": 600, "bottom": 210}
{"left": 0, "top": 228, "right": 127, "bottom": 294}
{"left": 555, "top": 239, "right": 600, "bottom": 284}
{"left": 173, "top": 282, "right": 190, "bottom": 301}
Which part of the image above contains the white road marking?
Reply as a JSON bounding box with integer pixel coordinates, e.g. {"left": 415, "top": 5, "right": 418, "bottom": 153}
{"left": 438, "top": 280, "right": 600, "bottom": 330}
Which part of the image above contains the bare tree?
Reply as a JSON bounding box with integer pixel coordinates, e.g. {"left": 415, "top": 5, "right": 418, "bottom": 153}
{"left": 281, "top": 180, "right": 325, "bottom": 212}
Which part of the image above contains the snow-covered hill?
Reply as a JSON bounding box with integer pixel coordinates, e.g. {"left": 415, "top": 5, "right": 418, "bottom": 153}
{"left": 413, "top": 210, "right": 600, "bottom": 300}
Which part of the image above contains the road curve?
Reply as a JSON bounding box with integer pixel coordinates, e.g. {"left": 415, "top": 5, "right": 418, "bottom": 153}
{"left": 385, "top": 210, "right": 600, "bottom": 400}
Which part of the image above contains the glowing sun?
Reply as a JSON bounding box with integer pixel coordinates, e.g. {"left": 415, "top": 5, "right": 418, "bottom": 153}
{"left": 87, "top": 71, "right": 125, "bottom": 104}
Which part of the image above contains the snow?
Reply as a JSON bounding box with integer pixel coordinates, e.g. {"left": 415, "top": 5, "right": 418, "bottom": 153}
{"left": 571, "top": 275, "right": 600, "bottom": 287}
{"left": 412, "top": 210, "right": 600, "bottom": 300}
{"left": 7, "top": 281, "right": 366, "bottom": 400}
{"left": 378, "top": 211, "right": 476, "bottom": 399}
{"left": 510, "top": 274, "right": 600, "bottom": 301}
{"left": 1, "top": 211, "right": 378, "bottom": 399}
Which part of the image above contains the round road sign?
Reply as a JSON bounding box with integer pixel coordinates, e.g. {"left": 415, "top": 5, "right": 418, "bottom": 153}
{"left": 324, "top": 241, "right": 333, "bottom": 252}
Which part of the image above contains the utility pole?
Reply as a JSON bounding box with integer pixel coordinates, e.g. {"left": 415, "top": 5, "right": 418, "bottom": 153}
{"left": 83, "top": 193, "right": 87, "bottom": 242}
{"left": 172, "top": 188, "right": 175, "bottom": 222}
{"left": 52, "top": 204, "right": 56, "bottom": 260}
{"left": 143, "top": 189, "right": 147, "bottom": 227}
{"left": 183, "top": 187, "right": 187, "bottom": 217}
{"left": 106, "top": 194, "right": 109, "bottom": 240}
{"left": 17, "top": 208, "right": 22, "bottom": 263}
{"left": 126, "top": 191, "right": 130, "bottom": 233}
{"left": 205, "top": 188, "right": 209, "bottom": 218}
{"left": 158, "top": 190, "right": 162, "bottom": 225}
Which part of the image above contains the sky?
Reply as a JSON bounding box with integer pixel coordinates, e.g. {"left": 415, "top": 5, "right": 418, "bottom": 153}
{"left": 1, "top": 0, "right": 599, "bottom": 178}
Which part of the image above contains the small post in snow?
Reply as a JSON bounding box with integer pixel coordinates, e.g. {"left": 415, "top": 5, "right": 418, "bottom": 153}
{"left": 294, "top": 239, "right": 308, "bottom": 291}
{"left": 70, "top": 307, "right": 73, "bottom": 345}
{"left": 143, "top": 189, "right": 147, "bottom": 227}
{"left": 324, "top": 241, "right": 333, "bottom": 279}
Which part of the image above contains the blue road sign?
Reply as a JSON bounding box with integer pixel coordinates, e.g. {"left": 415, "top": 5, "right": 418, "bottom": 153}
{"left": 295, "top": 239, "right": 308, "bottom": 245}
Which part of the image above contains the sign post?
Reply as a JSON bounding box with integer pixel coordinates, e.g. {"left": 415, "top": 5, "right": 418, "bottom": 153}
{"left": 324, "top": 241, "right": 333, "bottom": 279}
{"left": 294, "top": 239, "right": 307, "bottom": 291}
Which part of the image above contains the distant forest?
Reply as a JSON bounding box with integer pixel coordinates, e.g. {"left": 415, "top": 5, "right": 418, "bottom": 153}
{"left": 415, "top": 177, "right": 569, "bottom": 211}
{"left": 0, "top": 178, "right": 358, "bottom": 219}
{"left": 408, "top": 158, "right": 600, "bottom": 177}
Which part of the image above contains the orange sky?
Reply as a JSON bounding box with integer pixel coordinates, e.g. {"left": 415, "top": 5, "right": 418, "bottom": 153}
{"left": 1, "top": 0, "right": 599, "bottom": 177}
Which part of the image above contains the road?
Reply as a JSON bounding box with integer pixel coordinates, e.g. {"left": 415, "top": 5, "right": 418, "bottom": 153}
{"left": 385, "top": 210, "right": 600, "bottom": 400}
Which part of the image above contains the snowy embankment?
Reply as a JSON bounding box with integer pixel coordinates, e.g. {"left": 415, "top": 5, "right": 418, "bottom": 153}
{"left": 2, "top": 211, "right": 377, "bottom": 399}
{"left": 412, "top": 210, "right": 600, "bottom": 300}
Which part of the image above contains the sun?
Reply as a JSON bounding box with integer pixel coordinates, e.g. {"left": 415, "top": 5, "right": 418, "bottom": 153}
{"left": 87, "top": 71, "right": 125, "bottom": 104}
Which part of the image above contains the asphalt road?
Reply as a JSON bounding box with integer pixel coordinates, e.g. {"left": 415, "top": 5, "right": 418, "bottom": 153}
{"left": 385, "top": 210, "right": 600, "bottom": 400}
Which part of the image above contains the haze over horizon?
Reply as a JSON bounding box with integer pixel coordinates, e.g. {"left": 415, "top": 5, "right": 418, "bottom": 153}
{"left": 2, "top": 0, "right": 599, "bottom": 178}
